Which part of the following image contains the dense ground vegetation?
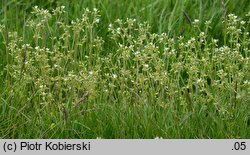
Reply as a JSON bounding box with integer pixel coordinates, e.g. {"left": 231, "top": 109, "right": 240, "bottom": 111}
{"left": 0, "top": 0, "right": 249, "bottom": 138}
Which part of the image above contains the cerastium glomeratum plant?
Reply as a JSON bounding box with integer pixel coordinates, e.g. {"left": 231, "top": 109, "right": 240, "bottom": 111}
{"left": 0, "top": 6, "right": 249, "bottom": 138}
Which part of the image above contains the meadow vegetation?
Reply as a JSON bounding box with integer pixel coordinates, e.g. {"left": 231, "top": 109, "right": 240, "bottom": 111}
{"left": 0, "top": 0, "right": 249, "bottom": 138}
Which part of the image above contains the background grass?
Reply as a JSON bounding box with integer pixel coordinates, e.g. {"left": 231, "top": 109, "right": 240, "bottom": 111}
{"left": 0, "top": 0, "right": 249, "bottom": 138}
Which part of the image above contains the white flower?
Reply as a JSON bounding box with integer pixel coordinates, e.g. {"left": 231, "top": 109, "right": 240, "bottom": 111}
{"left": 144, "top": 64, "right": 149, "bottom": 68}
{"left": 205, "top": 20, "right": 211, "bottom": 25}
{"left": 89, "top": 71, "right": 94, "bottom": 75}
{"left": 194, "top": 19, "right": 199, "bottom": 22}
{"left": 193, "top": 19, "right": 200, "bottom": 27}
{"left": 112, "top": 74, "right": 117, "bottom": 79}
{"left": 135, "top": 51, "right": 140, "bottom": 55}
{"left": 212, "top": 39, "right": 218, "bottom": 44}
{"left": 197, "top": 78, "right": 202, "bottom": 83}
{"left": 243, "top": 80, "right": 249, "bottom": 85}
{"left": 115, "top": 19, "right": 122, "bottom": 23}
{"left": 240, "top": 21, "right": 246, "bottom": 25}
{"left": 95, "top": 18, "right": 100, "bottom": 23}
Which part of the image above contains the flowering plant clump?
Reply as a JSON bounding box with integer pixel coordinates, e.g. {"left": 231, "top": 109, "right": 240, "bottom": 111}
{"left": 3, "top": 6, "right": 101, "bottom": 123}
{"left": 0, "top": 6, "right": 249, "bottom": 138}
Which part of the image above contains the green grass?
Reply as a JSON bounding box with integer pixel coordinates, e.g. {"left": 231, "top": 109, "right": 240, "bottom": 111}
{"left": 0, "top": 0, "right": 249, "bottom": 138}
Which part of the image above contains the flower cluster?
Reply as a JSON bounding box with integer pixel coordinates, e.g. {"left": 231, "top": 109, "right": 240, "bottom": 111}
{"left": 1, "top": 6, "right": 249, "bottom": 123}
